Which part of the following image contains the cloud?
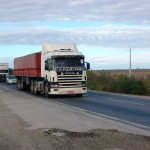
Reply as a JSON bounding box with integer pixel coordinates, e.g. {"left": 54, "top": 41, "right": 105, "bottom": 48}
{"left": 86, "top": 51, "right": 150, "bottom": 69}
{"left": 0, "top": 0, "right": 150, "bottom": 23}
{"left": 0, "top": 0, "right": 150, "bottom": 50}
{"left": 0, "top": 24, "right": 150, "bottom": 48}
{"left": 68, "top": 0, "right": 94, "bottom": 6}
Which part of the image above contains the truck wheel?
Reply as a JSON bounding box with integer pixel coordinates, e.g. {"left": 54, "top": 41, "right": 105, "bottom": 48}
{"left": 17, "top": 79, "right": 21, "bottom": 90}
{"left": 20, "top": 79, "right": 24, "bottom": 90}
{"left": 30, "top": 81, "right": 34, "bottom": 94}
{"left": 44, "top": 83, "right": 49, "bottom": 98}
{"left": 34, "top": 82, "right": 39, "bottom": 95}
{"left": 76, "top": 94, "right": 83, "bottom": 97}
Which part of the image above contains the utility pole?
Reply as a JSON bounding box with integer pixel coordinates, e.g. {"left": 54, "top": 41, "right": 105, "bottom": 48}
{"left": 129, "top": 48, "right": 132, "bottom": 78}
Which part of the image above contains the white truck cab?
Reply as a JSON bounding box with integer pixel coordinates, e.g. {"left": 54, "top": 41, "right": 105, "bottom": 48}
{"left": 41, "top": 43, "right": 90, "bottom": 96}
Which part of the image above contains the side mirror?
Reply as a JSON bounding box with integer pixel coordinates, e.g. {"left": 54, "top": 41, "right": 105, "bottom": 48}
{"left": 85, "top": 62, "right": 90, "bottom": 70}
{"left": 87, "top": 63, "right": 90, "bottom": 70}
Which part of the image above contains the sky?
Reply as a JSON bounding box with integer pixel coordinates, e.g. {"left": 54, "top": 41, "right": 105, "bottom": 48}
{"left": 0, "top": 0, "right": 150, "bottom": 69}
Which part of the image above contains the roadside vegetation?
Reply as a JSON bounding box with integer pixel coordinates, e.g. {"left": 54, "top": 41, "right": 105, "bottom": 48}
{"left": 87, "top": 70, "right": 149, "bottom": 95}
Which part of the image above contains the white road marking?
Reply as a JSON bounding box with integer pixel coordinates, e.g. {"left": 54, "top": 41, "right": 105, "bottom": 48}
{"left": 49, "top": 99, "right": 150, "bottom": 131}
{"left": 107, "top": 99, "right": 145, "bottom": 106}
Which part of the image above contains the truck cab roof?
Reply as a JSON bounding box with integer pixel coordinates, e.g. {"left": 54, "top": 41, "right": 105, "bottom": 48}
{"left": 42, "top": 43, "right": 83, "bottom": 57}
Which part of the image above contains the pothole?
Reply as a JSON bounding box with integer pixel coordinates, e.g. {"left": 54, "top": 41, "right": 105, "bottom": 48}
{"left": 44, "top": 128, "right": 98, "bottom": 138}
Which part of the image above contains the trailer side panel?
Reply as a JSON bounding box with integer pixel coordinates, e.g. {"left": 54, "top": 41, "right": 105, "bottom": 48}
{"left": 14, "top": 52, "right": 41, "bottom": 77}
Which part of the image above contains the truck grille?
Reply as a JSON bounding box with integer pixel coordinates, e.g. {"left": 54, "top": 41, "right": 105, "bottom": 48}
{"left": 57, "top": 75, "right": 83, "bottom": 88}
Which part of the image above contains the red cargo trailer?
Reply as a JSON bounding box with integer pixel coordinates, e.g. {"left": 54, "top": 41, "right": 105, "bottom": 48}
{"left": 14, "top": 52, "right": 41, "bottom": 77}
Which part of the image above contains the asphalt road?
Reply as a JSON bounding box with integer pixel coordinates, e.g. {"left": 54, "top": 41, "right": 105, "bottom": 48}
{"left": 1, "top": 82, "right": 150, "bottom": 130}
{"left": 48, "top": 91, "right": 150, "bottom": 130}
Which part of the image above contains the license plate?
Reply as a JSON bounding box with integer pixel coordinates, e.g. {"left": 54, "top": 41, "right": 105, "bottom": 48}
{"left": 65, "top": 72, "right": 76, "bottom": 75}
{"left": 67, "top": 91, "right": 74, "bottom": 94}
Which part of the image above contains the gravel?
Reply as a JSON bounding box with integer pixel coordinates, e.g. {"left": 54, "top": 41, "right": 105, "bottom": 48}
{"left": 0, "top": 99, "right": 150, "bottom": 150}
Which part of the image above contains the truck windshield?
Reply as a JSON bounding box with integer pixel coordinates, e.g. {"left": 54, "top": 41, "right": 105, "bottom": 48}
{"left": 55, "top": 58, "right": 84, "bottom": 67}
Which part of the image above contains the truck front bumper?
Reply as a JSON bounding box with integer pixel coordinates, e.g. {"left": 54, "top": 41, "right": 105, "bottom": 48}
{"left": 48, "top": 87, "right": 87, "bottom": 95}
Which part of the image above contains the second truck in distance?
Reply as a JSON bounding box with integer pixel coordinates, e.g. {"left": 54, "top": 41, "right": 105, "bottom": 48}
{"left": 0, "top": 63, "right": 9, "bottom": 82}
{"left": 14, "top": 43, "right": 90, "bottom": 97}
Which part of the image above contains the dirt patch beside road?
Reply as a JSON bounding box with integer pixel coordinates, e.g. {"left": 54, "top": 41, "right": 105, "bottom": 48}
{"left": 0, "top": 99, "right": 150, "bottom": 150}
{"left": 0, "top": 99, "right": 52, "bottom": 150}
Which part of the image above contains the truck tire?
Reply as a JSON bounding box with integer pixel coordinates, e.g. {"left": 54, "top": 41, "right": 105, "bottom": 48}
{"left": 30, "top": 80, "right": 34, "bottom": 94}
{"left": 76, "top": 94, "right": 83, "bottom": 97}
{"left": 34, "top": 81, "right": 39, "bottom": 95}
{"left": 20, "top": 79, "right": 24, "bottom": 90}
{"left": 17, "top": 79, "right": 21, "bottom": 90}
{"left": 44, "top": 83, "right": 49, "bottom": 98}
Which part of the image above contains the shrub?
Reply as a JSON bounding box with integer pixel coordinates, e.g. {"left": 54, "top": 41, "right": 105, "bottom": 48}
{"left": 87, "top": 72, "right": 147, "bottom": 95}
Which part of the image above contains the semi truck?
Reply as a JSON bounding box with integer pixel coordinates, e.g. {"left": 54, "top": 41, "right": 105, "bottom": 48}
{"left": 0, "top": 63, "right": 9, "bottom": 82}
{"left": 14, "top": 43, "right": 90, "bottom": 97}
